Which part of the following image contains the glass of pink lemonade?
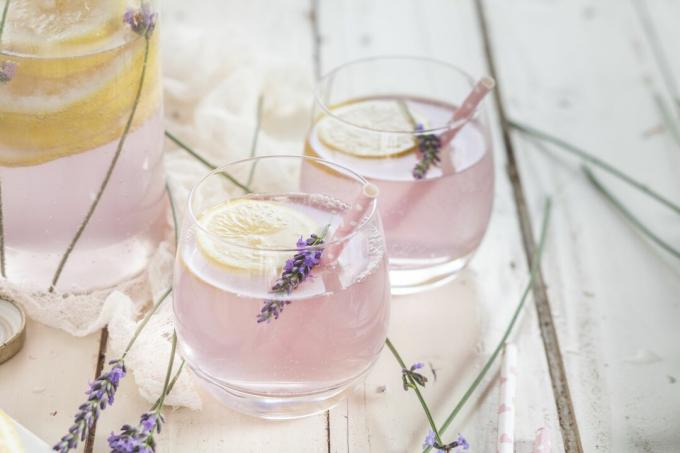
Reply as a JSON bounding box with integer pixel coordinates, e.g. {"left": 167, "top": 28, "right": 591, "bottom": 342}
{"left": 0, "top": 0, "right": 166, "bottom": 292}
{"left": 173, "top": 155, "right": 390, "bottom": 419}
{"left": 305, "top": 57, "right": 494, "bottom": 294}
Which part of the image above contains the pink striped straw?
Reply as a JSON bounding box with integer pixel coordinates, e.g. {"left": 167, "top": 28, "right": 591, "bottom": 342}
{"left": 497, "top": 342, "right": 518, "bottom": 453}
{"left": 383, "top": 77, "right": 495, "bottom": 227}
{"left": 532, "top": 427, "right": 552, "bottom": 453}
{"left": 439, "top": 76, "right": 496, "bottom": 175}
{"left": 322, "top": 183, "right": 379, "bottom": 265}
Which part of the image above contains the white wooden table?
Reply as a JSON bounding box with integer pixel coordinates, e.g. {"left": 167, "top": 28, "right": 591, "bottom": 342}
{"left": 1, "top": 0, "right": 679, "bottom": 451}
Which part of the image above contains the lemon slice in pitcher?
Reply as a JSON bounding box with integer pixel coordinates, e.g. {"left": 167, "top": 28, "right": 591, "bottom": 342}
{"left": 4, "top": 0, "right": 126, "bottom": 53}
{"left": 197, "top": 199, "right": 320, "bottom": 271}
{"left": 317, "top": 99, "right": 427, "bottom": 158}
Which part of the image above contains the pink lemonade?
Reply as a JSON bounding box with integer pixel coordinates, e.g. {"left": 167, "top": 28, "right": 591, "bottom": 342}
{"left": 173, "top": 192, "right": 389, "bottom": 418}
{"left": 305, "top": 96, "right": 494, "bottom": 292}
{"left": 0, "top": 3, "right": 167, "bottom": 292}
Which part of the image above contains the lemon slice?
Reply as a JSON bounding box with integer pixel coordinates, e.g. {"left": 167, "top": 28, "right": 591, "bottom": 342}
{"left": 317, "top": 100, "right": 426, "bottom": 158}
{"left": 0, "top": 410, "right": 23, "bottom": 453}
{"left": 197, "top": 199, "right": 320, "bottom": 271}
{"left": 4, "top": 0, "right": 126, "bottom": 54}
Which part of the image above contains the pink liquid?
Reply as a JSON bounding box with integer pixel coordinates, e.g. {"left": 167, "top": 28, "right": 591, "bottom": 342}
{"left": 173, "top": 194, "right": 389, "bottom": 402}
{"left": 0, "top": 111, "right": 167, "bottom": 291}
{"left": 305, "top": 97, "right": 494, "bottom": 282}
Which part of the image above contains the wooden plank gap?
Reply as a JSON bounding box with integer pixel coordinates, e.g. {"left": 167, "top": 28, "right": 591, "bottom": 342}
{"left": 83, "top": 327, "right": 109, "bottom": 453}
{"left": 325, "top": 410, "right": 331, "bottom": 453}
{"left": 473, "top": 1, "right": 584, "bottom": 451}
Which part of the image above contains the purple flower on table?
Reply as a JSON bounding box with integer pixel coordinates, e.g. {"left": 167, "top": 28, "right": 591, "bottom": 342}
{"left": 402, "top": 362, "right": 428, "bottom": 390}
{"left": 423, "top": 431, "right": 470, "bottom": 452}
{"left": 123, "top": 3, "right": 158, "bottom": 37}
{"left": 0, "top": 61, "right": 16, "bottom": 83}
{"left": 423, "top": 430, "right": 437, "bottom": 449}
{"left": 53, "top": 360, "right": 127, "bottom": 452}
{"left": 108, "top": 411, "right": 164, "bottom": 453}
{"left": 257, "top": 227, "right": 328, "bottom": 323}
{"left": 412, "top": 123, "right": 442, "bottom": 180}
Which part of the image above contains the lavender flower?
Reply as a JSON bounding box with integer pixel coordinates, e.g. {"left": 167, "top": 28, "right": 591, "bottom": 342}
{"left": 0, "top": 61, "right": 16, "bottom": 83}
{"left": 53, "top": 360, "right": 127, "bottom": 452}
{"left": 412, "top": 123, "right": 442, "bottom": 179}
{"left": 108, "top": 411, "right": 164, "bottom": 453}
{"left": 423, "top": 431, "right": 470, "bottom": 452}
{"left": 402, "top": 362, "right": 428, "bottom": 390}
{"left": 123, "top": 3, "right": 157, "bottom": 37}
{"left": 257, "top": 228, "right": 328, "bottom": 323}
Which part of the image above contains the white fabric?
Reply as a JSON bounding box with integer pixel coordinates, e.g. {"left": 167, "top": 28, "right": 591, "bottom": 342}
{"left": 10, "top": 0, "right": 314, "bottom": 408}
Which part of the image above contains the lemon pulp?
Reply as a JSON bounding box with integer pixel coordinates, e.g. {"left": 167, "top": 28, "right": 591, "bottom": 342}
{"left": 196, "top": 199, "right": 320, "bottom": 271}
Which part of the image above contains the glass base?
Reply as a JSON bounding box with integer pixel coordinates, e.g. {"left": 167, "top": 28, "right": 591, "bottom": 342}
{"left": 190, "top": 364, "right": 372, "bottom": 420}
{"left": 389, "top": 252, "right": 474, "bottom": 295}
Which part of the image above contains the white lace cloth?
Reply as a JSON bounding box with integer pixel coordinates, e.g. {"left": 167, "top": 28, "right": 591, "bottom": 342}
{"left": 7, "top": 0, "right": 314, "bottom": 409}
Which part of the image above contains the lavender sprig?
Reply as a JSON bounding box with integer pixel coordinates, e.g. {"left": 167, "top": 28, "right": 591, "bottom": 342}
{"left": 257, "top": 226, "right": 329, "bottom": 323}
{"left": 53, "top": 360, "right": 126, "bottom": 452}
{"left": 386, "top": 339, "right": 443, "bottom": 446}
{"left": 49, "top": 2, "right": 158, "bottom": 291}
{"left": 402, "top": 362, "right": 428, "bottom": 390}
{"left": 423, "top": 431, "right": 469, "bottom": 453}
{"left": 412, "top": 124, "right": 442, "bottom": 179}
{"left": 108, "top": 333, "right": 180, "bottom": 453}
{"left": 0, "top": 60, "right": 15, "bottom": 83}
{"left": 123, "top": 3, "right": 157, "bottom": 38}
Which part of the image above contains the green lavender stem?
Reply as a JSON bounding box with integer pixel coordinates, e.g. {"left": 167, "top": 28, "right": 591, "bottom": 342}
{"left": 509, "top": 120, "right": 680, "bottom": 216}
{"left": 0, "top": 0, "right": 10, "bottom": 39}
{"left": 121, "top": 288, "right": 171, "bottom": 360}
{"left": 151, "top": 331, "right": 177, "bottom": 412}
{"left": 424, "top": 199, "right": 552, "bottom": 452}
{"left": 385, "top": 338, "right": 443, "bottom": 446}
{"left": 583, "top": 166, "right": 680, "bottom": 260}
{"left": 121, "top": 184, "right": 179, "bottom": 359}
{"left": 245, "top": 95, "right": 264, "bottom": 187}
{"left": 164, "top": 131, "right": 252, "bottom": 193}
{"left": 49, "top": 37, "right": 151, "bottom": 292}
{"left": 652, "top": 93, "right": 680, "bottom": 148}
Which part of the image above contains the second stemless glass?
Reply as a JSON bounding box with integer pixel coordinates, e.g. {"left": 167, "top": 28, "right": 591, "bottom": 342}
{"left": 305, "top": 56, "right": 495, "bottom": 294}
{"left": 173, "top": 156, "right": 390, "bottom": 419}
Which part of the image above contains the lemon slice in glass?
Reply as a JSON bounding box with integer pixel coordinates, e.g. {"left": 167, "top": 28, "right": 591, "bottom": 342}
{"left": 0, "top": 410, "right": 23, "bottom": 453}
{"left": 317, "top": 100, "right": 426, "bottom": 158}
{"left": 197, "top": 199, "right": 320, "bottom": 271}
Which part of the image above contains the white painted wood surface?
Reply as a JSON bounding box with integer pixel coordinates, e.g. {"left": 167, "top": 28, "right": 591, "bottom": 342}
{"left": 483, "top": 0, "right": 680, "bottom": 451}
{"left": 1, "top": 0, "right": 678, "bottom": 452}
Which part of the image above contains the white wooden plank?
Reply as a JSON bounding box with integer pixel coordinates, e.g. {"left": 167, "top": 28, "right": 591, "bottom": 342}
{"left": 0, "top": 320, "right": 100, "bottom": 448}
{"left": 94, "top": 382, "right": 328, "bottom": 452}
{"left": 483, "top": 0, "right": 680, "bottom": 451}
{"left": 318, "top": 1, "right": 565, "bottom": 451}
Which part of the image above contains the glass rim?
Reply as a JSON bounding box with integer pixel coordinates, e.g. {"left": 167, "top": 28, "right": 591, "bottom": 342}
{"left": 314, "top": 55, "right": 477, "bottom": 135}
{"left": 187, "top": 155, "right": 379, "bottom": 253}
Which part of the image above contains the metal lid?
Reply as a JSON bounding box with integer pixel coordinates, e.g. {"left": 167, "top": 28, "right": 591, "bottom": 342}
{"left": 0, "top": 297, "right": 25, "bottom": 364}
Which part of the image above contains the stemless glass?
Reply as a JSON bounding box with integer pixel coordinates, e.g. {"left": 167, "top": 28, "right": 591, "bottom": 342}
{"left": 0, "top": 0, "right": 166, "bottom": 291}
{"left": 173, "top": 156, "right": 390, "bottom": 419}
{"left": 305, "top": 56, "right": 494, "bottom": 294}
